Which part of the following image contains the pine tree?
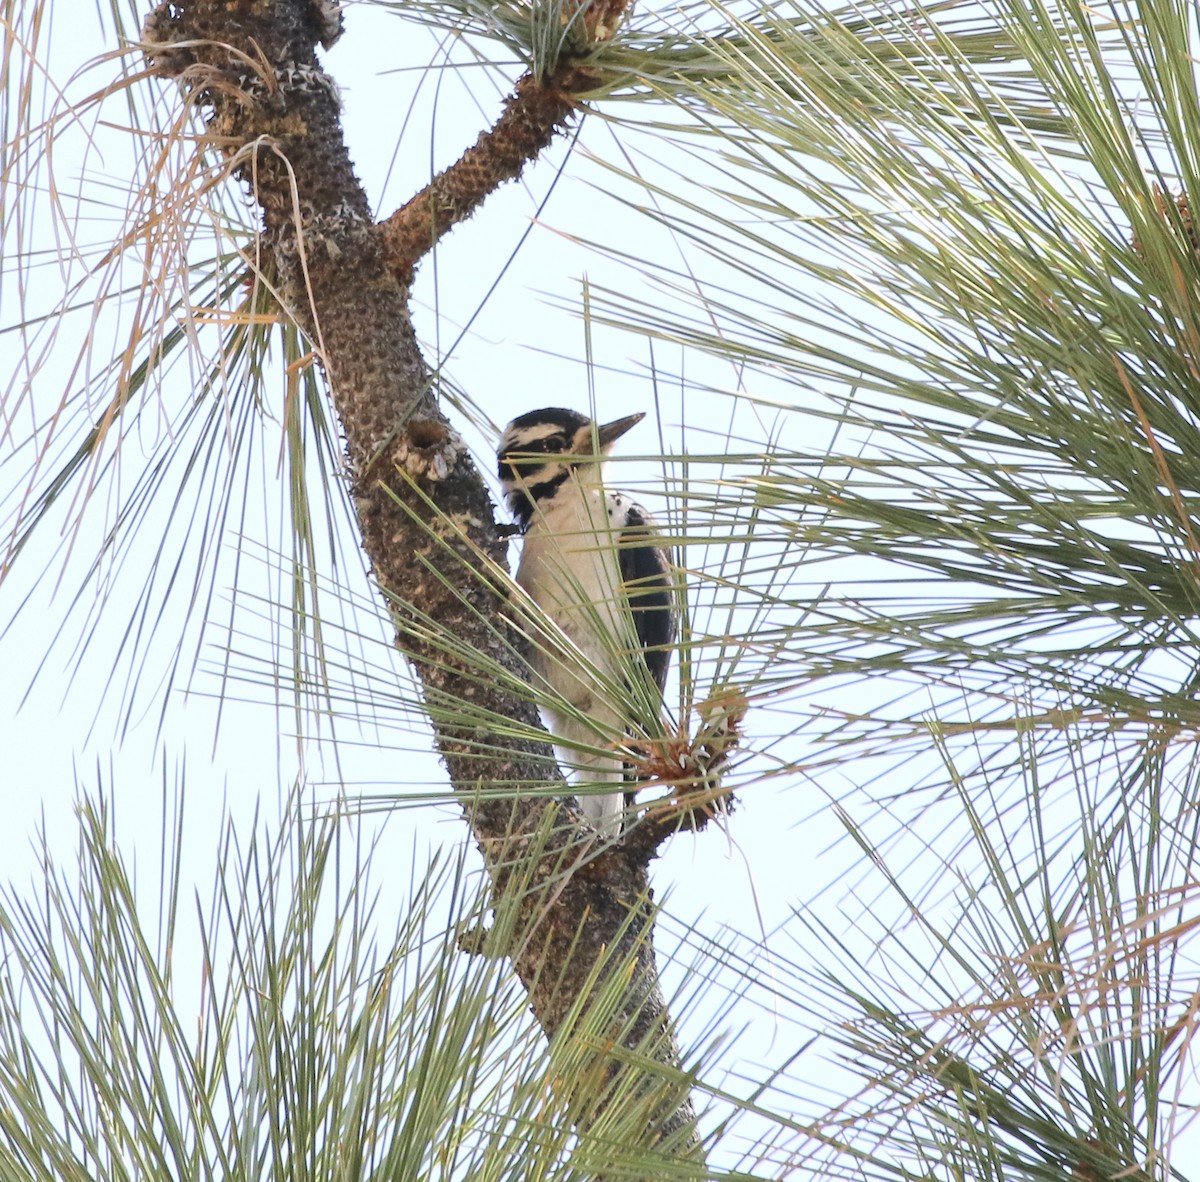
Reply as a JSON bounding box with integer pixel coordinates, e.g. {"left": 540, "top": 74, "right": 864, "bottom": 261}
{"left": 1, "top": 0, "right": 1196, "bottom": 1177}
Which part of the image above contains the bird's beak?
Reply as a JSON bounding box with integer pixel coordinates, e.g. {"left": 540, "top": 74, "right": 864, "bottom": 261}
{"left": 596, "top": 412, "right": 645, "bottom": 451}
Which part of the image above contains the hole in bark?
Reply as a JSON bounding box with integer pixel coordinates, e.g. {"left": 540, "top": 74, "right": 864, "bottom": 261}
{"left": 408, "top": 418, "right": 447, "bottom": 448}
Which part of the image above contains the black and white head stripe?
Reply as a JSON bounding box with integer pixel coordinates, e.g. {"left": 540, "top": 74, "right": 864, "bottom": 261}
{"left": 496, "top": 408, "right": 591, "bottom": 480}
{"left": 497, "top": 408, "right": 648, "bottom": 526}
{"left": 497, "top": 409, "right": 580, "bottom": 525}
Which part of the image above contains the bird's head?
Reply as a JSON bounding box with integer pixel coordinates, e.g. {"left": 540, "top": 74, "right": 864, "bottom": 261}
{"left": 497, "top": 407, "right": 644, "bottom": 526}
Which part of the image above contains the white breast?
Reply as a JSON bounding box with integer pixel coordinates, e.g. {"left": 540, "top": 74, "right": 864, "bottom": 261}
{"left": 514, "top": 474, "right": 636, "bottom": 834}
{"left": 515, "top": 475, "right": 631, "bottom": 686}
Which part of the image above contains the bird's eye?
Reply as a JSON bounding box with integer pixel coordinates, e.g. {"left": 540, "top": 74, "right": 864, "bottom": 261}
{"left": 498, "top": 430, "right": 568, "bottom": 473}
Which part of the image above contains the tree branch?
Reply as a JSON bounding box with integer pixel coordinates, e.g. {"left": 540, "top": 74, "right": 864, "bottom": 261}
{"left": 379, "top": 67, "right": 589, "bottom": 281}
{"left": 142, "top": 0, "right": 702, "bottom": 1157}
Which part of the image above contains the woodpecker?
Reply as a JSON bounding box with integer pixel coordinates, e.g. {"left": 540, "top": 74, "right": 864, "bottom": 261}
{"left": 497, "top": 407, "right": 676, "bottom": 836}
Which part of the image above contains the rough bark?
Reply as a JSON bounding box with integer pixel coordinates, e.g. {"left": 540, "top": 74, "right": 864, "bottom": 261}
{"left": 380, "top": 69, "right": 584, "bottom": 280}
{"left": 142, "top": 0, "right": 702, "bottom": 1158}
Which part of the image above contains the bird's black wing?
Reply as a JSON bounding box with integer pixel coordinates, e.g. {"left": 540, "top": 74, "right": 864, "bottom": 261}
{"left": 617, "top": 505, "right": 676, "bottom": 693}
{"left": 616, "top": 501, "right": 677, "bottom": 828}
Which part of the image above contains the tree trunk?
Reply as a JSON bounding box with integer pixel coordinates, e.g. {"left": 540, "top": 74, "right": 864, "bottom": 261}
{"left": 141, "top": 0, "right": 702, "bottom": 1157}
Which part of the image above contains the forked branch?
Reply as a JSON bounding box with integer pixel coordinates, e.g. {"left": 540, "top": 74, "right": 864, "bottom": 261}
{"left": 381, "top": 67, "right": 592, "bottom": 280}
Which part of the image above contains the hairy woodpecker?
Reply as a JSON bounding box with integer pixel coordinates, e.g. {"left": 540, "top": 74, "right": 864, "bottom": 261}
{"left": 497, "top": 407, "right": 676, "bottom": 835}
